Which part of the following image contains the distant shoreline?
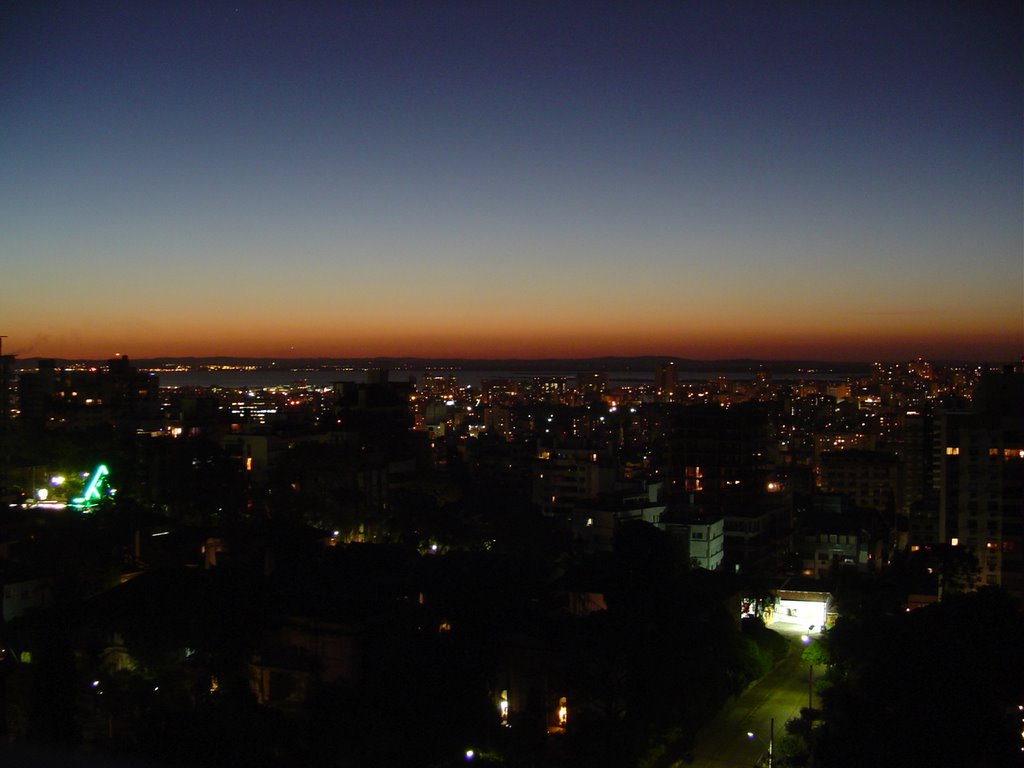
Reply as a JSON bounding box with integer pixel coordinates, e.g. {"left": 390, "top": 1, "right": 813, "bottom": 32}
{"left": 11, "top": 355, "right": 896, "bottom": 377}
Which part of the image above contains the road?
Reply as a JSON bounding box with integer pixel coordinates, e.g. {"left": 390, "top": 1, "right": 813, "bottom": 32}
{"left": 686, "top": 623, "right": 816, "bottom": 768}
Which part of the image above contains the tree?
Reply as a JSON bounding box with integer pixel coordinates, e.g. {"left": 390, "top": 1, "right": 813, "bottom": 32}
{"left": 810, "top": 587, "right": 1024, "bottom": 767}
{"left": 800, "top": 639, "right": 829, "bottom": 668}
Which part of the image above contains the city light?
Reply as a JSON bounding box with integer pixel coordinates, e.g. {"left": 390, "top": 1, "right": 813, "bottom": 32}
{"left": 499, "top": 690, "right": 509, "bottom": 726}
{"left": 0, "top": 323, "right": 1019, "bottom": 766}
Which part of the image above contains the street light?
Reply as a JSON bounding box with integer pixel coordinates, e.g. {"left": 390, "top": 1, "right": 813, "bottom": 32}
{"left": 746, "top": 717, "right": 774, "bottom": 768}
{"left": 801, "top": 634, "right": 813, "bottom": 709}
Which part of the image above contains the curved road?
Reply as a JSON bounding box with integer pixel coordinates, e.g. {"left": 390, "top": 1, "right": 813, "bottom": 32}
{"left": 687, "top": 623, "right": 816, "bottom": 767}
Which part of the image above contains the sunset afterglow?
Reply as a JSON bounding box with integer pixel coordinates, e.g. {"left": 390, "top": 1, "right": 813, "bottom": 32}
{"left": 2, "top": 3, "right": 1020, "bottom": 362}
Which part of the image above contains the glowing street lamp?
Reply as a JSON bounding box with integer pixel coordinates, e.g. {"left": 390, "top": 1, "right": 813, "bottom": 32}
{"left": 802, "top": 635, "right": 823, "bottom": 710}
{"left": 746, "top": 717, "right": 774, "bottom": 768}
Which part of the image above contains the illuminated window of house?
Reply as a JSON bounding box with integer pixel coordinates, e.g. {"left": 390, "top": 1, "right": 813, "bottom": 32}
{"left": 945, "top": 447, "right": 960, "bottom": 456}
{"left": 557, "top": 697, "right": 568, "bottom": 726}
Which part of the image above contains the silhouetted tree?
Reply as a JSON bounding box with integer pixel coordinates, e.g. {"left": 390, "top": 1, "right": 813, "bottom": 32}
{"left": 811, "top": 587, "right": 1024, "bottom": 767}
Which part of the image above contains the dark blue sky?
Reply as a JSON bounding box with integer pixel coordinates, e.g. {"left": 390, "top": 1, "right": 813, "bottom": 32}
{"left": 2, "top": 1, "right": 1021, "bottom": 359}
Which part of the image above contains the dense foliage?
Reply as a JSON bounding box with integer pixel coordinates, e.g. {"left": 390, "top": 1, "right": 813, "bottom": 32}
{"left": 796, "top": 587, "right": 1024, "bottom": 768}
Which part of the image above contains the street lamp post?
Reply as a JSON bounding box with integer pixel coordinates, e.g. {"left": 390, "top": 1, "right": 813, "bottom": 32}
{"left": 747, "top": 717, "right": 774, "bottom": 768}
{"left": 801, "top": 633, "right": 814, "bottom": 710}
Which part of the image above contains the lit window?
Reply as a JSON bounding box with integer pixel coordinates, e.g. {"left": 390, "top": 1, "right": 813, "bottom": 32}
{"left": 946, "top": 447, "right": 960, "bottom": 456}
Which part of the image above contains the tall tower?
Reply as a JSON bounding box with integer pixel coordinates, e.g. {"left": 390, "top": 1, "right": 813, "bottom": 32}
{"left": 655, "top": 360, "right": 677, "bottom": 402}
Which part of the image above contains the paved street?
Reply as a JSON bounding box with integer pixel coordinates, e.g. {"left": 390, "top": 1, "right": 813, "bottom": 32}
{"left": 687, "top": 624, "right": 815, "bottom": 767}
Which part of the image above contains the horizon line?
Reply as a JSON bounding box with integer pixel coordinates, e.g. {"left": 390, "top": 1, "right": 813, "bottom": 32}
{"left": 9, "top": 353, "right": 1021, "bottom": 367}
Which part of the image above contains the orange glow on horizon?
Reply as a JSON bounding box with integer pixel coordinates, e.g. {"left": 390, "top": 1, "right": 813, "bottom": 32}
{"left": 8, "top": 323, "right": 1020, "bottom": 362}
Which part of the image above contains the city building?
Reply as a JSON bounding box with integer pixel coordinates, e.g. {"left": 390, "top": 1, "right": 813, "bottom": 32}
{"left": 818, "top": 450, "right": 902, "bottom": 517}
{"left": 655, "top": 360, "right": 678, "bottom": 402}
{"left": 17, "top": 356, "right": 160, "bottom": 430}
{"left": 568, "top": 481, "right": 666, "bottom": 554}
{"left": 939, "top": 366, "right": 1024, "bottom": 597}
{"left": 533, "top": 440, "right": 616, "bottom": 517}
{"left": 576, "top": 371, "right": 608, "bottom": 402}
{"left": 678, "top": 515, "right": 725, "bottom": 571}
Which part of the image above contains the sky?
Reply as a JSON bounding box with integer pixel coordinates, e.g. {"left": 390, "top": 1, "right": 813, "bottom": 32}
{"left": 1, "top": 1, "right": 1021, "bottom": 361}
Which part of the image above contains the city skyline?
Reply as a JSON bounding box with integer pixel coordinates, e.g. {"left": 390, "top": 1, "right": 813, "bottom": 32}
{"left": 2, "top": 2, "right": 1021, "bottom": 362}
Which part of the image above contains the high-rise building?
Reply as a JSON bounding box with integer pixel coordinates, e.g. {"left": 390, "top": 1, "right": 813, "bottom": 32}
{"left": 655, "top": 360, "right": 678, "bottom": 402}
{"left": 663, "top": 402, "right": 788, "bottom": 573}
{"left": 819, "top": 450, "right": 902, "bottom": 517}
{"left": 576, "top": 372, "right": 608, "bottom": 402}
{"left": 939, "top": 366, "right": 1024, "bottom": 597}
{"left": 533, "top": 440, "right": 615, "bottom": 517}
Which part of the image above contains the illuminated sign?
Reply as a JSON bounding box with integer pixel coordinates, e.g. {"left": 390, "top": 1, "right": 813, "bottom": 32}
{"left": 70, "top": 464, "right": 110, "bottom": 510}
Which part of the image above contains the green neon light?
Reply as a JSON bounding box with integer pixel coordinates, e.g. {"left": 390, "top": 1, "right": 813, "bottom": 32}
{"left": 83, "top": 464, "right": 109, "bottom": 501}
{"left": 70, "top": 464, "right": 110, "bottom": 509}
